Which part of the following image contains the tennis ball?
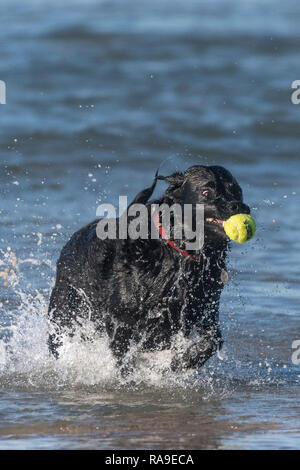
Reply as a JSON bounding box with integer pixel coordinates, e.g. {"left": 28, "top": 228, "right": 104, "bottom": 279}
{"left": 223, "top": 214, "right": 256, "bottom": 244}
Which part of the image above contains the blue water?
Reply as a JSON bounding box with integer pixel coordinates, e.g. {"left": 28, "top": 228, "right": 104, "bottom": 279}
{"left": 0, "top": 0, "right": 299, "bottom": 449}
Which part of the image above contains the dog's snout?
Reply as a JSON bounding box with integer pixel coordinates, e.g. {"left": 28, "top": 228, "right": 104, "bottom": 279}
{"left": 241, "top": 203, "right": 251, "bottom": 214}
{"left": 229, "top": 201, "right": 250, "bottom": 215}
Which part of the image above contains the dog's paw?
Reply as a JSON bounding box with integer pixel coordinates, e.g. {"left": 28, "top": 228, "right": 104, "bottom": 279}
{"left": 170, "top": 335, "right": 223, "bottom": 372}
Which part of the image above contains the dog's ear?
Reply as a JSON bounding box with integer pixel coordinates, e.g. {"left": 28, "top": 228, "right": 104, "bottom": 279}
{"left": 157, "top": 171, "right": 184, "bottom": 201}
{"left": 129, "top": 170, "right": 159, "bottom": 205}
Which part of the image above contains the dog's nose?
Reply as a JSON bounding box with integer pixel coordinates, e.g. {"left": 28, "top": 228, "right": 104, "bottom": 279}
{"left": 229, "top": 201, "right": 250, "bottom": 214}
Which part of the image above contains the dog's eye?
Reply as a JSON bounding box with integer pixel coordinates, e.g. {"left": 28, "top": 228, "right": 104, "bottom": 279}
{"left": 202, "top": 189, "right": 214, "bottom": 199}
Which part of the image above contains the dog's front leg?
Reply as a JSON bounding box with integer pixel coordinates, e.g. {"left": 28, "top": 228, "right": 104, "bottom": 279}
{"left": 106, "top": 321, "right": 135, "bottom": 375}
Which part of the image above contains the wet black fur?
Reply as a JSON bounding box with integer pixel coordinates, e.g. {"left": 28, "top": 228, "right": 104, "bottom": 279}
{"left": 48, "top": 165, "right": 250, "bottom": 372}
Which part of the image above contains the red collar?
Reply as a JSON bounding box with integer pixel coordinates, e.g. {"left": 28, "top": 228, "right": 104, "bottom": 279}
{"left": 151, "top": 206, "right": 198, "bottom": 260}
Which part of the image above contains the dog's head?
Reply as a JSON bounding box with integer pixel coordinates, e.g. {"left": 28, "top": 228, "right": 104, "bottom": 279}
{"left": 159, "top": 165, "right": 250, "bottom": 245}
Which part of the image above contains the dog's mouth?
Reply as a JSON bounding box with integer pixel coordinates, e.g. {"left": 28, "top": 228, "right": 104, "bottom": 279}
{"left": 205, "top": 218, "right": 225, "bottom": 228}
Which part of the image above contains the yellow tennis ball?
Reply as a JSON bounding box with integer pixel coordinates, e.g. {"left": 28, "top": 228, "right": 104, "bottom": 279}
{"left": 223, "top": 214, "right": 256, "bottom": 244}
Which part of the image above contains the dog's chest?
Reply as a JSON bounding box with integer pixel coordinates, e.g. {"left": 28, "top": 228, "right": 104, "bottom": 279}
{"left": 142, "top": 256, "right": 226, "bottom": 312}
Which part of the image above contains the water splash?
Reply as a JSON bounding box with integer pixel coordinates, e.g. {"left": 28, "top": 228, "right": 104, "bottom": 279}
{"left": 0, "top": 247, "right": 294, "bottom": 396}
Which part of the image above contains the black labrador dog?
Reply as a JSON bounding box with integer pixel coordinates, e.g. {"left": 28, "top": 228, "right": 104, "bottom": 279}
{"left": 48, "top": 165, "right": 250, "bottom": 371}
